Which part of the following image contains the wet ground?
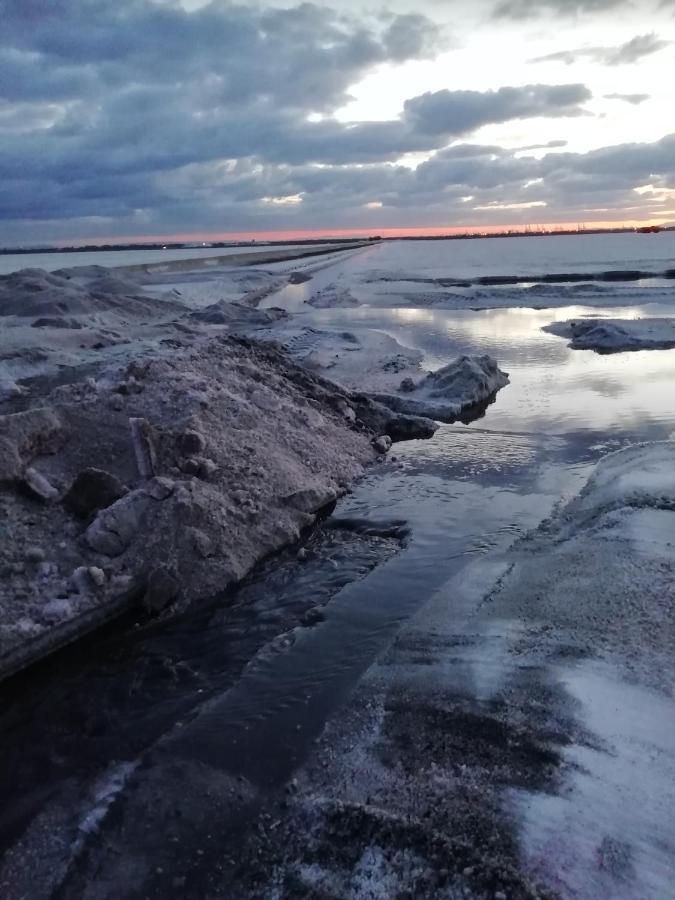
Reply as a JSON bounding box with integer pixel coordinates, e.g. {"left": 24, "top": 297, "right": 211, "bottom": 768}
{"left": 1, "top": 238, "right": 674, "bottom": 897}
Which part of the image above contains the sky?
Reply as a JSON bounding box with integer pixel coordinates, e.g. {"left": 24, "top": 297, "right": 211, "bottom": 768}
{"left": 1, "top": 0, "right": 674, "bottom": 245}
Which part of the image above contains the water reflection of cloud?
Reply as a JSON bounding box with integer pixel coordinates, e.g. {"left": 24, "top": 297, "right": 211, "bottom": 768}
{"left": 307, "top": 300, "right": 675, "bottom": 437}
{"left": 581, "top": 375, "right": 627, "bottom": 399}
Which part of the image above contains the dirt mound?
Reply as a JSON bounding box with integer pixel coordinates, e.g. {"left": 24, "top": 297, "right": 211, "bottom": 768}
{"left": 0, "top": 267, "right": 181, "bottom": 319}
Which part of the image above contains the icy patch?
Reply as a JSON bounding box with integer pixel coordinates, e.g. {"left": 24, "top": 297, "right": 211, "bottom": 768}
{"left": 568, "top": 441, "right": 675, "bottom": 520}
{"left": 512, "top": 660, "right": 675, "bottom": 899}
{"left": 306, "top": 283, "right": 360, "bottom": 309}
{"left": 545, "top": 317, "right": 675, "bottom": 352}
{"left": 371, "top": 355, "right": 509, "bottom": 422}
{"left": 275, "top": 325, "right": 424, "bottom": 393}
{"left": 73, "top": 761, "right": 139, "bottom": 852}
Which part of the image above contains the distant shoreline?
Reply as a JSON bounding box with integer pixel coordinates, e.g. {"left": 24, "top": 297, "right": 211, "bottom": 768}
{"left": 2, "top": 225, "right": 671, "bottom": 257}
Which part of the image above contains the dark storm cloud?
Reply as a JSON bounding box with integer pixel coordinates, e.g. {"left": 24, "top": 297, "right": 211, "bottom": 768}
{"left": 531, "top": 33, "right": 671, "bottom": 65}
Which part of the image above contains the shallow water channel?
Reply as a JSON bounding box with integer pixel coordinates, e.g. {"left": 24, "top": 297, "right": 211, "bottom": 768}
{"left": 1, "top": 242, "right": 674, "bottom": 895}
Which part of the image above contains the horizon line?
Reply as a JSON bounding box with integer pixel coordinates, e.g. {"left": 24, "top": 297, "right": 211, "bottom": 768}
{"left": 3, "top": 215, "right": 672, "bottom": 251}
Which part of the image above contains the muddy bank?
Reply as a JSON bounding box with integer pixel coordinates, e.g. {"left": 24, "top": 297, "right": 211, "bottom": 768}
{"left": 0, "top": 330, "right": 438, "bottom": 681}
{"left": 0, "top": 255, "right": 509, "bottom": 675}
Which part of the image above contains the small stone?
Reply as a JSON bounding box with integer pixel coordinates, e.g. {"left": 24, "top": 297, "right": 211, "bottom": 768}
{"left": 63, "top": 468, "right": 128, "bottom": 519}
{"left": 297, "top": 547, "right": 308, "bottom": 562}
{"left": 88, "top": 566, "right": 106, "bottom": 588}
{"left": 399, "top": 377, "right": 416, "bottom": 393}
{"left": 178, "top": 430, "right": 206, "bottom": 456}
{"left": 188, "top": 527, "right": 215, "bottom": 559}
{"left": 111, "top": 574, "right": 133, "bottom": 594}
{"left": 11, "top": 561, "right": 26, "bottom": 575}
{"left": 180, "top": 458, "right": 200, "bottom": 476}
{"left": 25, "top": 545, "right": 46, "bottom": 563}
{"left": 71, "top": 566, "right": 93, "bottom": 594}
{"left": 337, "top": 401, "right": 356, "bottom": 423}
{"left": 85, "top": 490, "right": 150, "bottom": 556}
{"left": 372, "top": 435, "right": 392, "bottom": 454}
{"left": 110, "top": 395, "right": 124, "bottom": 411}
{"left": 0, "top": 436, "right": 22, "bottom": 483}
{"left": 301, "top": 606, "right": 324, "bottom": 626}
{"left": 22, "top": 467, "right": 59, "bottom": 502}
{"left": 142, "top": 567, "right": 180, "bottom": 614}
{"left": 40, "top": 598, "right": 73, "bottom": 624}
{"left": 129, "top": 417, "right": 157, "bottom": 479}
{"left": 37, "top": 561, "right": 54, "bottom": 579}
{"left": 144, "top": 476, "right": 175, "bottom": 501}
{"left": 197, "top": 457, "right": 218, "bottom": 480}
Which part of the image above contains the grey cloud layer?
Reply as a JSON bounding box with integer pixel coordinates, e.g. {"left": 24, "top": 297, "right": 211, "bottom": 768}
{"left": 494, "top": 0, "right": 629, "bottom": 18}
{"left": 532, "top": 32, "right": 670, "bottom": 65}
{"left": 0, "top": 0, "right": 671, "bottom": 239}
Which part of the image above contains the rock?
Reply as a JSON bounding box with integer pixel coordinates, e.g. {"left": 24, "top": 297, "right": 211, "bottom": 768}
{"left": 251, "top": 389, "right": 281, "bottom": 412}
{"left": 88, "top": 566, "right": 106, "bottom": 588}
{"left": 63, "top": 467, "right": 128, "bottom": 519}
{"left": 301, "top": 606, "right": 325, "bottom": 626}
{"left": 399, "top": 377, "right": 416, "bottom": 393}
{"left": 187, "top": 527, "right": 215, "bottom": 559}
{"left": 180, "top": 458, "right": 201, "bottom": 476}
{"left": 337, "top": 400, "right": 356, "bottom": 423}
{"left": 144, "top": 476, "right": 175, "bottom": 500}
{"left": 40, "top": 598, "right": 74, "bottom": 624}
{"left": 178, "top": 430, "right": 206, "bottom": 456}
{"left": 197, "top": 457, "right": 218, "bottom": 480}
{"left": 37, "top": 561, "right": 55, "bottom": 579}
{"left": 25, "top": 546, "right": 46, "bottom": 563}
{"left": 373, "top": 435, "right": 392, "bottom": 454}
{"left": 283, "top": 485, "right": 337, "bottom": 514}
{"left": 297, "top": 547, "right": 308, "bottom": 562}
{"left": 85, "top": 490, "right": 151, "bottom": 556}
{"left": 71, "top": 566, "right": 94, "bottom": 594}
{"left": 30, "top": 316, "right": 83, "bottom": 329}
{"left": 22, "top": 467, "right": 59, "bottom": 502}
{"left": 0, "top": 436, "right": 22, "bottom": 482}
{"left": 142, "top": 567, "right": 180, "bottom": 614}
{"left": 0, "top": 407, "right": 64, "bottom": 462}
{"left": 110, "top": 574, "right": 134, "bottom": 594}
{"left": 115, "top": 376, "right": 143, "bottom": 395}
{"left": 129, "top": 417, "right": 157, "bottom": 479}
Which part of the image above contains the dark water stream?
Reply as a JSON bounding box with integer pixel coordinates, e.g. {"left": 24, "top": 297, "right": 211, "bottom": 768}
{"left": 1, "top": 239, "right": 674, "bottom": 895}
